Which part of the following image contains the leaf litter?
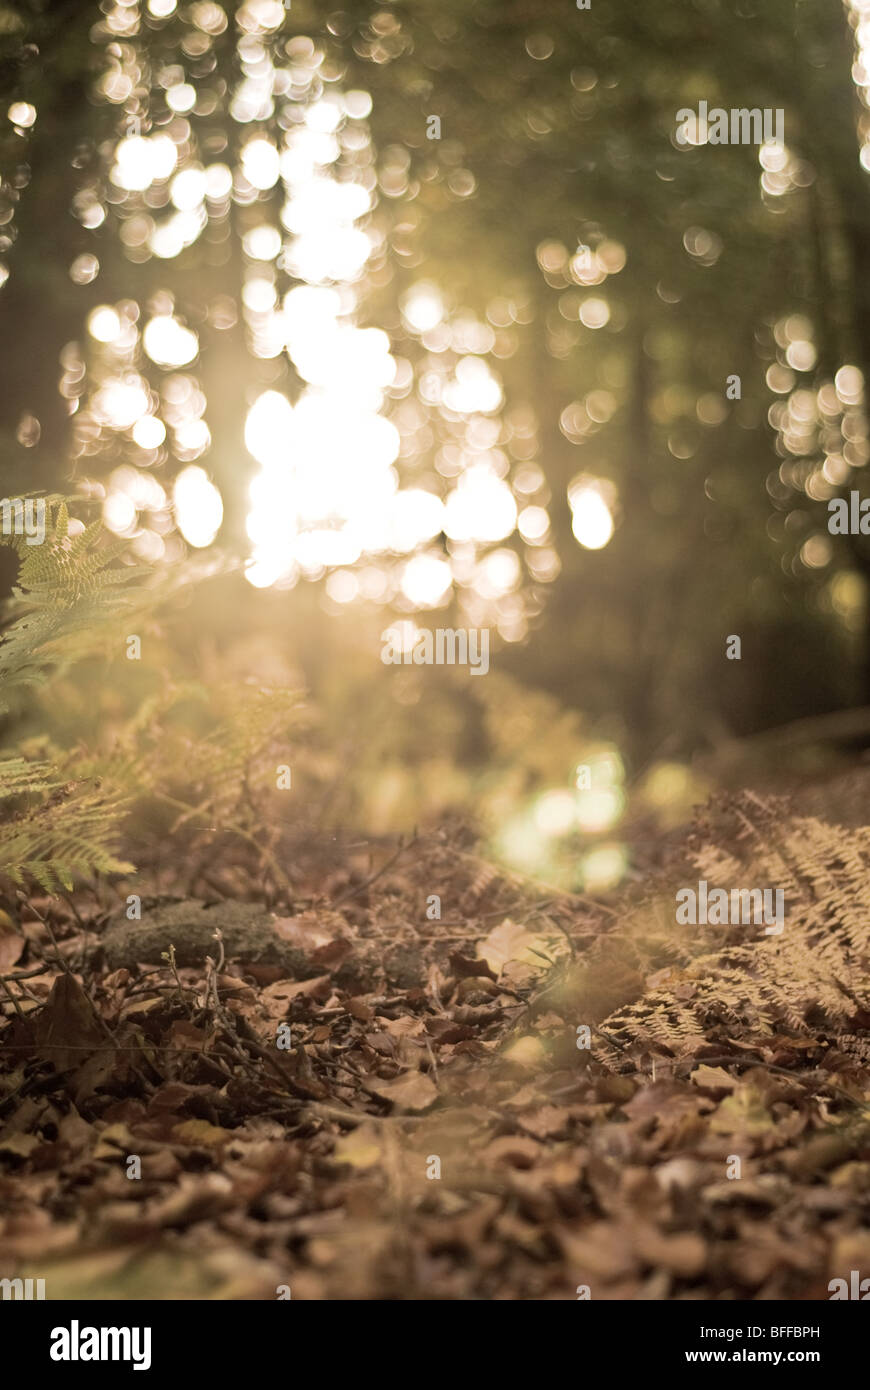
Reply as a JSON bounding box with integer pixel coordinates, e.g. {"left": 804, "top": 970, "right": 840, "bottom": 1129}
{"left": 2, "top": 790, "right": 870, "bottom": 1300}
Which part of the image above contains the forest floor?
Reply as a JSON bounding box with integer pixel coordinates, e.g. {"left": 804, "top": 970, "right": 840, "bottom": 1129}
{"left": 2, "top": 771, "right": 870, "bottom": 1300}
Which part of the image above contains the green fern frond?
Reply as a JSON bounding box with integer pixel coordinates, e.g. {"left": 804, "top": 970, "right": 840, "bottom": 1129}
{"left": 0, "top": 501, "right": 148, "bottom": 889}
{"left": 0, "top": 774, "right": 134, "bottom": 893}
{"left": 0, "top": 499, "right": 147, "bottom": 710}
{"left": 0, "top": 755, "right": 60, "bottom": 800}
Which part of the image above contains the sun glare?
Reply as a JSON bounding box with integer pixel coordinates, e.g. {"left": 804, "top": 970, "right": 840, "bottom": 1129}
{"left": 569, "top": 478, "right": 616, "bottom": 550}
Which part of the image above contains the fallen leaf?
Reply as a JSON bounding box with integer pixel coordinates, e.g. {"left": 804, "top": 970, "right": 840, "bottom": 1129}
{"left": 272, "top": 915, "right": 336, "bottom": 950}
{"left": 477, "top": 919, "right": 554, "bottom": 977}
{"left": 449, "top": 951, "right": 497, "bottom": 982}
{"left": 517, "top": 1105, "right": 570, "bottom": 1139}
{"left": 368, "top": 1070, "right": 438, "bottom": 1112}
{"left": 262, "top": 975, "right": 331, "bottom": 1012}
{"left": 0, "top": 1132, "right": 41, "bottom": 1158}
{"left": 690, "top": 1065, "right": 739, "bottom": 1093}
{"left": 334, "top": 1122, "right": 383, "bottom": 1170}
{"left": 172, "top": 1118, "right": 232, "bottom": 1149}
{"left": 484, "top": 1134, "right": 541, "bottom": 1167}
{"left": 34, "top": 974, "right": 106, "bottom": 1071}
{"left": 378, "top": 1014, "right": 426, "bottom": 1039}
{"left": 709, "top": 1085, "right": 773, "bottom": 1137}
{"left": 633, "top": 1222, "right": 707, "bottom": 1277}
{"left": 502, "top": 1035, "right": 547, "bottom": 1069}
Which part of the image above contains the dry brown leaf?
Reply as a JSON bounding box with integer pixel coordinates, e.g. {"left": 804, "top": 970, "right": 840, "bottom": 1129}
{"left": 334, "top": 1122, "right": 383, "bottom": 1170}
{"left": 690, "top": 1064, "right": 740, "bottom": 1093}
{"left": 272, "top": 915, "right": 336, "bottom": 950}
{"left": 262, "top": 975, "right": 332, "bottom": 1012}
{"left": 368, "top": 1069, "right": 438, "bottom": 1112}
{"left": 477, "top": 919, "right": 553, "bottom": 977}
{"left": 0, "top": 1131, "right": 41, "bottom": 1158}
{"left": 34, "top": 974, "right": 105, "bottom": 1071}
{"left": 449, "top": 951, "right": 497, "bottom": 982}
{"left": 633, "top": 1222, "right": 707, "bottom": 1277}
{"left": 709, "top": 1085, "right": 774, "bottom": 1136}
{"left": 172, "top": 1118, "right": 233, "bottom": 1148}
{"left": 484, "top": 1134, "right": 542, "bottom": 1168}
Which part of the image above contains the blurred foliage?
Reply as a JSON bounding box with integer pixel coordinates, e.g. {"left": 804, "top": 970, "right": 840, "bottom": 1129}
{"left": 1, "top": 1, "right": 870, "bottom": 892}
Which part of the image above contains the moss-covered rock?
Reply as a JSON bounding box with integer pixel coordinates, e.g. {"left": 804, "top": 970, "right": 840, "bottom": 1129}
{"left": 98, "top": 899, "right": 317, "bottom": 975}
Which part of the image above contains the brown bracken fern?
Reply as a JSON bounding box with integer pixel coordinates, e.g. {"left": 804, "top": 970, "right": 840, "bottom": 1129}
{"left": 600, "top": 789, "right": 870, "bottom": 1057}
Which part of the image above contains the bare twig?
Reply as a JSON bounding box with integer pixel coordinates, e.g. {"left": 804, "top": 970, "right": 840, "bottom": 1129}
{"left": 330, "top": 834, "right": 420, "bottom": 908}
